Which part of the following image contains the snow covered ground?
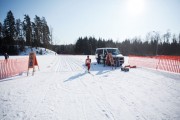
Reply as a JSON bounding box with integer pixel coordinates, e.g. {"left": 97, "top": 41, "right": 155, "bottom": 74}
{"left": 0, "top": 55, "right": 180, "bottom": 120}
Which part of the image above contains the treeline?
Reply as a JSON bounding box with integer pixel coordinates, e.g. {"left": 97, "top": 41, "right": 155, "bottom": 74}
{"left": 53, "top": 32, "right": 180, "bottom": 56}
{"left": 0, "top": 10, "right": 52, "bottom": 55}
{"left": 1, "top": 11, "right": 180, "bottom": 56}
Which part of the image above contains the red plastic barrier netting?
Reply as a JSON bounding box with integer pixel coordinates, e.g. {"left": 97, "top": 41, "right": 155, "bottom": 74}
{"left": 0, "top": 57, "right": 28, "bottom": 79}
{"left": 155, "top": 56, "right": 180, "bottom": 73}
{"left": 128, "top": 55, "right": 180, "bottom": 73}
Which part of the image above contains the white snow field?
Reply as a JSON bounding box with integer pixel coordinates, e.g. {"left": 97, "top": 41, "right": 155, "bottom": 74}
{"left": 0, "top": 55, "right": 180, "bottom": 120}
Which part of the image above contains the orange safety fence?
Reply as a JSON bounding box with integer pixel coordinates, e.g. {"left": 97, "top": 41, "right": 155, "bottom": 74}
{"left": 0, "top": 57, "right": 28, "bottom": 79}
{"left": 128, "top": 55, "right": 180, "bottom": 73}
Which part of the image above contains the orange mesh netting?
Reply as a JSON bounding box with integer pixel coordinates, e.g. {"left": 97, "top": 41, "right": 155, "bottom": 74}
{"left": 128, "top": 55, "right": 180, "bottom": 73}
{"left": 0, "top": 57, "right": 28, "bottom": 79}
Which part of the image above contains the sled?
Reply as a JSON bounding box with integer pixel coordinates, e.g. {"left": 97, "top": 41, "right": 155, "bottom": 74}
{"left": 121, "top": 67, "right": 129, "bottom": 72}
{"left": 125, "top": 65, "right": 136, "bottom": 68}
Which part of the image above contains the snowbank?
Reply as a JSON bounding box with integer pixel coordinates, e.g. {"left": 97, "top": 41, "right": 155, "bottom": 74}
{"left": 19, "top": 46, "right": 56, "bottom": 56}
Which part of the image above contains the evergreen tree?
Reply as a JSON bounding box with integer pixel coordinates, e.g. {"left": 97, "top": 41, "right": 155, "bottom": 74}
{"left": 75, "top": 37, "right": 83, "bottom": 54}
{"left": 34, "top": 15, "right": 42, "bottom": 47}
{"left": 0, "top": 22, "right": 2, "bottom": 38}
{"left": 23, "top": 15, "right": 32, "bottom": 46}
{"left": 170, "top": 34, "right": 177, "bottom": 55}
{"left": 0, "top": 10, "right": 53, "bottom": 54}
{"left": 41, "top": 17, "right": 50, "bottom": 49}
{"left": 3, "top": 10, "right": 16, "bottom": 45}
{"left": 0, "top": 22, "right": 2, "bottom": 53}
{"left": 31, "top": 22, "right": 36, "bottom": 47}
{"left": 120, "top": 39, "right": 131, "bottom": 55}
{"left": 0, "top": 22, "right": 2, "bottom": 44}
{"left": 15, "top": 19, "right": 25, "bottom": 51}
{"left": 15, "top": 19, "right": 21, "bottom": 45}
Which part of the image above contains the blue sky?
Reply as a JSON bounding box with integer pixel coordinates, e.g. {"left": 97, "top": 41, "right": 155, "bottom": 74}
{"left": 0, "top": 0, "right": 180, "bottom": 44}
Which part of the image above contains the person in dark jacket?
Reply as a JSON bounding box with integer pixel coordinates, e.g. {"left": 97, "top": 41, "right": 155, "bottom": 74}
{"left": 4, "top": 53, "right": 9, "bottom": 59}
{"left": 97, "top": 53, "right": 101, "bottom": 64}
{"left": 4, "top": 53, "right": 9, "bottom": 62}
{"left": 103, "top": 51, "right": 107, "bottom": 67}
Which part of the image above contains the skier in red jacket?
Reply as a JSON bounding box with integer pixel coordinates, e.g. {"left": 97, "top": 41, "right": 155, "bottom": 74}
{"left": 85, "top": 55, "right": 91, "bottom": 72}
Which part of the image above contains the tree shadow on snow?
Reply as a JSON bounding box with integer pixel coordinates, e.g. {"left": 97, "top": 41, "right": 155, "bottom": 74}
{"left": 64, "top": 71, "right": 86, "bottom": 82}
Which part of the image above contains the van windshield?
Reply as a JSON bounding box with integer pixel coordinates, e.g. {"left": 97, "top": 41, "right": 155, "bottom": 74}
{"left": 107, "top": 49, "right": 120, "bottom": 55}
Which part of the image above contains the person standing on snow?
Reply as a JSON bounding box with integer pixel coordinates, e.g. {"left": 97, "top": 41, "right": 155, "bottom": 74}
{"left": 85, "top": 55, "right": 91, "bottom": 72}
{"left": 97, "top": 53, "right": 101, "bottom": 64}
{"left": 103, "top": 51, "right": 107, "bottom": 67}
{"left": 4, "top": 53, "right": 9, "bottom": 62}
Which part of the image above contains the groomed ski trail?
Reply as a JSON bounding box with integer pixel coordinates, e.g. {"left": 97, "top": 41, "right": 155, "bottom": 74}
{"left": 0, "top": 55, "right": 180, "bottom": 120}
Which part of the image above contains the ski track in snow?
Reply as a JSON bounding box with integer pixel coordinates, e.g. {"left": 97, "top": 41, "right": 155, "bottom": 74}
{"left": 0, "top": 55, "right": 180, "bottom": 120}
